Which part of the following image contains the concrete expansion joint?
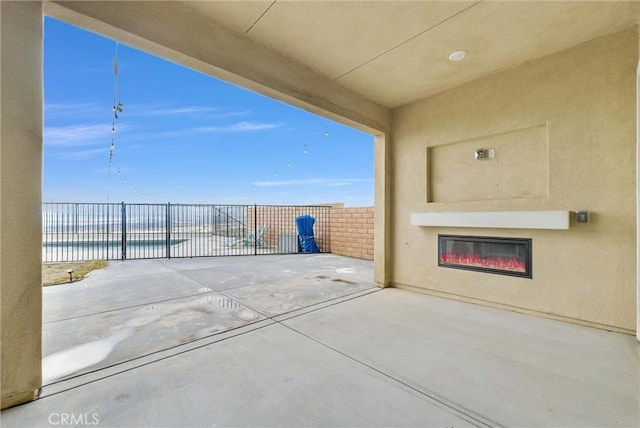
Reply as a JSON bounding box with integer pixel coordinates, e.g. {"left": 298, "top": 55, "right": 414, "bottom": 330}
{"left": 274, "top": 320, "right": 500, "bottom": 428}
{"left": 43, "top": 290, "right": 223, "bottom": 325}
{"left": 36, "top": 281, "right": 380, "bottom": 401}
{"left": 210, "top": 283, "right": 500, "bottom": 428}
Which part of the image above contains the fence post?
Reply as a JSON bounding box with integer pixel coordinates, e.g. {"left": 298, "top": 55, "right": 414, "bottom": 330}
{"left": 75, "top": 203, "right": 79, "bottom": 234}
{"left": 166, "top": 202, "right": 171, "bottom": 259}
{"left": 121, "top": 202, "right": 127, "bottom": 261}
{"left": 254, "top": 203, "right": 258, "bottom": 256}
{"left": 106, "top": 204, "right": 110, "bottom": 260}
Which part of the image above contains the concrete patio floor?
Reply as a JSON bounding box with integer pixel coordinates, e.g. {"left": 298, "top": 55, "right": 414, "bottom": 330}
{"left": 2, "top": 254, "right": 638, "bottom": 427}
{"left": 40, "top": 254, "right": 377, "bottom": 384}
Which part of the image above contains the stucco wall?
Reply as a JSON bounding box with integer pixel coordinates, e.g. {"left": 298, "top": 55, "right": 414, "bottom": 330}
{"left": 1, "top": 1, "right": 43, "bottom": 408}
{"left": 391, "top": 27, "right": 638, "bottom": 332}
{"left": 330, "top": 205, "right": 374, "bottom": 260}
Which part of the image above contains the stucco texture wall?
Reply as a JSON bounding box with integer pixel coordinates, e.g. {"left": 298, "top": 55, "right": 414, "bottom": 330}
{"left": 1, "top": 1, "right": 43, "bottom": 408}
{"left": 391, "top": 27, "right": 638, "bottom": 332}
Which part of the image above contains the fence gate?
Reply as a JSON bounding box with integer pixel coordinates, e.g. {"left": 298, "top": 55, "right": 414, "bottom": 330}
{"left": 123, "top": 203, "right": 169, "bottom": 260}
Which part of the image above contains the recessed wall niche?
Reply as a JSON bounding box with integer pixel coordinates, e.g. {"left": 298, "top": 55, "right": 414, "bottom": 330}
{"left": 426, "top": 124, "right": 549, "bottom": 203}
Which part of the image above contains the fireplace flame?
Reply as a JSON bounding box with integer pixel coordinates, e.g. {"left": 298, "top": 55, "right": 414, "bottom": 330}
{"left": 441, "top": 253, "right": 526, "bottom": 273}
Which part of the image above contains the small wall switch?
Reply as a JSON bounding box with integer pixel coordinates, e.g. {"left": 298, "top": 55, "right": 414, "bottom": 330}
{"left": 487, "top": 148, "right": 495, "bottom": 159}
{"left": 475, "top": 149, "right": 485, "bottom": 160}
{"left": 576, "top": 211, "right": 590, "bottom": 223}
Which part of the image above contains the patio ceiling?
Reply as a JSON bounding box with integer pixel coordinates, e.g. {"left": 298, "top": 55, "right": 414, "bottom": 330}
{"left": 183, "top": 1, "right": 640, "bottom": 108}
{"left": 44, "top": 1, "right": 640, "bottom": 130}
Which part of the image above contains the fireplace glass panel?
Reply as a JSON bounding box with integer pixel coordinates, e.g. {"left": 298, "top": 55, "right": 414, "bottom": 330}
{"left": 438, "top": 235, "right": 532, "bottom": 278}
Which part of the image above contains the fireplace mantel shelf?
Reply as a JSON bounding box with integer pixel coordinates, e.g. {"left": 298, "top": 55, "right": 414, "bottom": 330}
{"left": 411, "top": 210, "right": 570, "bottom": 230}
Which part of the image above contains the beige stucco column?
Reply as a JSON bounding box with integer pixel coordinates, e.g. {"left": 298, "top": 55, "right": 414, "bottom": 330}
{"left": 1, "top": 0, "right": 44, "bottom": 409}
{"left": 637, "top": 56, "right": 640, "bottom": 341}
{"left": 374, "top": 133, "right": 392, "bottom": 287}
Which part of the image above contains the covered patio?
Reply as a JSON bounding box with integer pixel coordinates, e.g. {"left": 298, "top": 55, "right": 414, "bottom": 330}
{"left": 3, "top": 254, "right": 638, "bottom": 426}
{"left": 2, "top": 1, "right": 639, "bottom": 419}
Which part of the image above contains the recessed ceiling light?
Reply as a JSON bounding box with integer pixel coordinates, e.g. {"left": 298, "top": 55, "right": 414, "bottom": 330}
{"left": 448, "top": 50, "right": 467, "bottom": 61}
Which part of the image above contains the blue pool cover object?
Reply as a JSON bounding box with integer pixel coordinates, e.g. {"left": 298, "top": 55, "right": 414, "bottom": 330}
{"left": 295, "top": 215, "right": 320, "bottom": 253}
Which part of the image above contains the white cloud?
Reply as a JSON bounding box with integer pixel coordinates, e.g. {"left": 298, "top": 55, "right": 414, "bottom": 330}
{"left": 209, "top": 110, "right": 251, "bottom": 119}
{"left": 197, "top": 121, "right": 284, "bottom": 133}
{"left": 55, "top": 148, "right": 108, "bottom": 160}
{"left": 45, "top": 101, "right": 104, "bottom": 120}
{"left": 45, "top": 124, "right": 116, "bottom": 147}
{"left": 252, "top": 178, "right": 372, "bottom": 187}
{"left": 98, "top": 120, "right": 279, "bottom": 144}
{"left": 126, "top": 104, "right": 250, "bottom": 119}
{"left": 144, "top": 106, "right": 221, "bottom": 116}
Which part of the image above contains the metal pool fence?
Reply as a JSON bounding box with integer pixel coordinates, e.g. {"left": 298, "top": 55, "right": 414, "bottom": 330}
{"left": 42, "top": 203, "right": 331, "bottom": 262}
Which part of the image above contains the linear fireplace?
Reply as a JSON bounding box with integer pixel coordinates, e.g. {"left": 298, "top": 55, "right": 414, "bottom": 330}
{"left": 438, "top": 235, "right": 532, "bottom": 278}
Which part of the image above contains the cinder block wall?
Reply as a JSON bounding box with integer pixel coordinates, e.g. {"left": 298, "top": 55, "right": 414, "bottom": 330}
{"left": 330, "top": 205, "right": 374, "bottom": 260}
{"left": 246, "top": 203, "right": 374, "bottom": 260}
{"left": 247, "top": 205, "right": 332, "bottom": 252}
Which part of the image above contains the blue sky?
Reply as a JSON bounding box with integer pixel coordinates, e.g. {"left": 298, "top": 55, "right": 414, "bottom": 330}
{"left": 44, "top": 17, "right": 373, "bottom": 206}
